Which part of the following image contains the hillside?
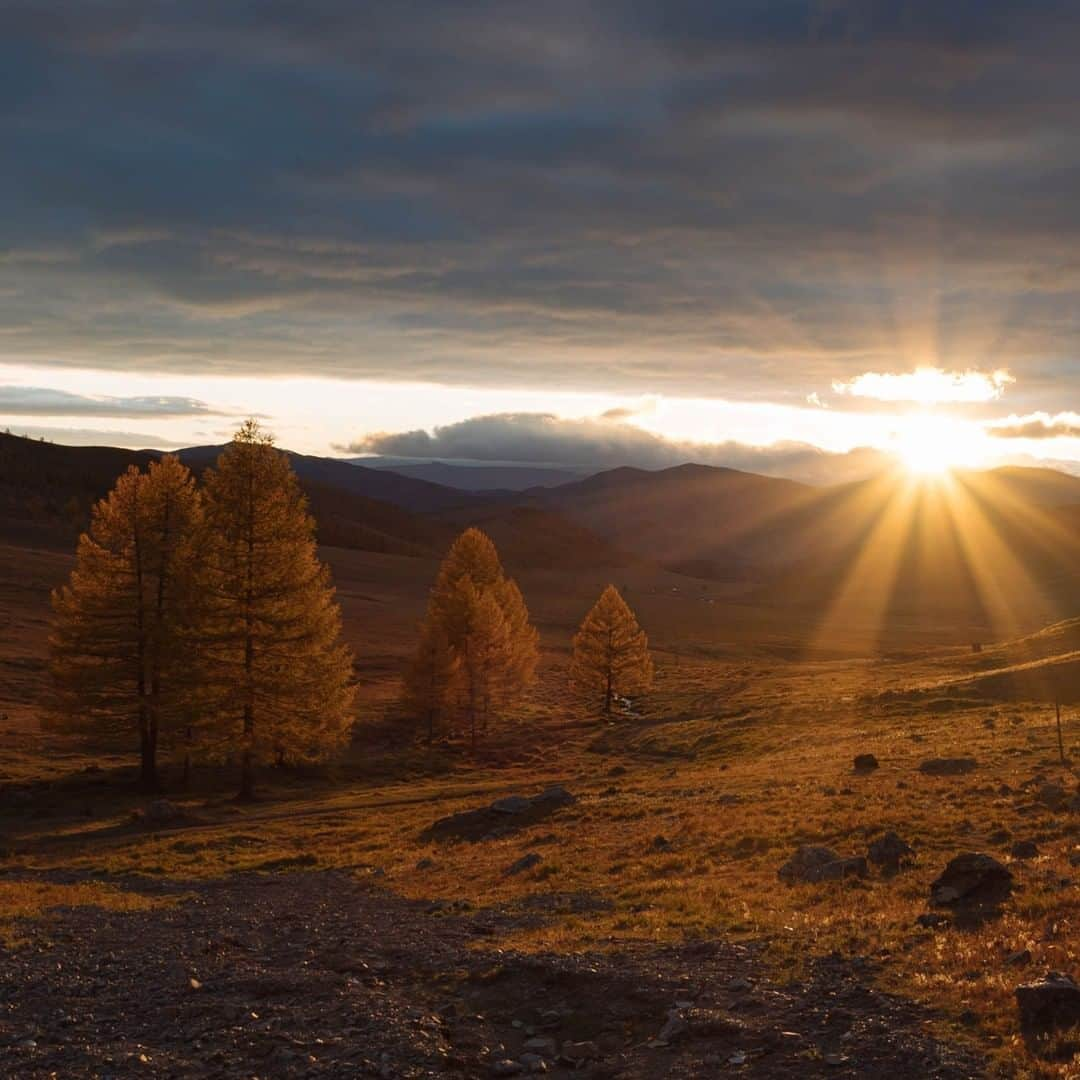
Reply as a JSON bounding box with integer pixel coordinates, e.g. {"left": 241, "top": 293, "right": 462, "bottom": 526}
{"left": 0, "top": 433, "right": 633, "bottom": 573}
{"left": 352, "top": 459, "right": 585, "bottom": 491}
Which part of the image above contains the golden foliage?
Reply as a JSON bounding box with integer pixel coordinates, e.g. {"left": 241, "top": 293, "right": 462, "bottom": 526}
{"left": 570, "top": 584, "right": 653, "bottom": 715}
{"left": 49, "top": 455, "right": 201, "bottom": 791}
{"left": 193, "top": 420, "right": 356, "bottom": 798}
{"left": 407, "top": 528, "right": 538, "bottom": 746}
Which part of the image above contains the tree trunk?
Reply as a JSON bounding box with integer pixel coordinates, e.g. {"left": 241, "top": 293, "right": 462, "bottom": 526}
{"left": 238, "top": 744, "right": 255, "bottom": 801}
{"left": 1056, "top": 698, "right": 1066, "bottom": 765}
{"left": 138, "top": 717, "right": 159, "bottom": 793}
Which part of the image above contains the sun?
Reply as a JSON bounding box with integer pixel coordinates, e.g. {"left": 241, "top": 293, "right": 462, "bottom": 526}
{"left": 893, "top": 412, "right": 988, "bottom": 476}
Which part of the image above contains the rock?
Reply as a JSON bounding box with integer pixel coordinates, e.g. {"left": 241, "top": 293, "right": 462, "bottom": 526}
{"left": 929, "top": 853, "right": 1013, "bottom": 910}
{"left": 1036, "top": 782, "right": 1067, "bottom": 810}
{"left": 492, "top": 1060, "right": 524, "bottom": 1077}
{"left": 1015, "top": 972, "right": 1080, "bottom": 1033}
{"left": 778, "top": 845, "right": 868, "bottom": 884}
{"left": 1010, "top": 840, "right": 1039, "bottom": 860}
{"left": 658, "top": 1010, "right": 688, "bottom": 1043}
{"left": 519, "top": 1053, "right": 547, "bottom": 1072}
{"left": 987, "top": 828, "right": 1011, "bottom": 846}
{"left": 145, "top": 799, "right": 183, "bottom": 823}
{"left": 867, "top": 831, "right": 914, "bottom": 872}
{"left": 1005, "top": 948, "right": 1032, "bottom": 967}
{"left": 918, "top": 758, "right": 977, "bottom": 776}
{"left": 424, "top": 786, "right": 576, "bottom": 842}
{"left": 561, "top": 1040, "right": 599, "bottom": 1061}
{"left": 853, "top": 754, "right": 879, "bottom": 773}
{"left": 416, "top": 857, "right": 435, "bottom": 870}
{"left": 505, "top": 852, "right": 542, "bottom": 876}
{"left": 522, "top": 1036, "right": 557, "bottom": 1057}
{"left": 651, "top": 835, "right": 672, "bottom": 852}
{"left": 916, "top": 912, "right": 951, "bottom": 930}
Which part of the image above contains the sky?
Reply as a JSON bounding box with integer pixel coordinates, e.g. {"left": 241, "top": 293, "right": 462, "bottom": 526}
{"left": 2, "top": 2, "right": 1078, "bottom": 481}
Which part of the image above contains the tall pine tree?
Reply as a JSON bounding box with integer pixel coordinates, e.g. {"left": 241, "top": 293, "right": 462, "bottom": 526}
{"left": 570, "top": 585, "right": 653, "bottom": 716}
{"left": 407, "top": 528, "right": 537, "bottom": 746}
{"left": 50, "top": 455, "right": 201, "bottom": 790}
{"left": 194, "top": 421, "right": 355, "bottom": 799}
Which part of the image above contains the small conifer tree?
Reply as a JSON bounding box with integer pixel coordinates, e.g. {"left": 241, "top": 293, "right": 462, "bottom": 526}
{"left": 406, "top": 528, "right": 537, "bottom": 746}
{"left": 570, "top": 585, "right": 653, "bottom": 716}
{"left": 193, "top": 421, "right": 355, "bottom": 799}
{"left": 50, "top": 455, "right": 201, "bottom": 790}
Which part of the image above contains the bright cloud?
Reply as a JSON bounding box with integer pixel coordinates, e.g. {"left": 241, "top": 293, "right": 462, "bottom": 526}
{"left": 986, "top": 412, "right": 1080, "bottom": 440}
{"left": 832, "top": 368, "right": 1015, "bottom": 405}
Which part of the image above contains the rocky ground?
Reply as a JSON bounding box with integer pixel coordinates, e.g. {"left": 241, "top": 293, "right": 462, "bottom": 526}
{"left": 0, "top": 868, "right": 986, "bottom": 1078}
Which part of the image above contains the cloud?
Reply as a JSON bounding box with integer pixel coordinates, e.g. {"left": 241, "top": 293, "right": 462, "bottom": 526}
{"left": 343, "top": 411, "right": 895, "bottom": 485}
{"left": 0, "top": 2, "right": 1076, "bottom": 409}
{"left": 986, "top": 412, "right": 1080, "bottom": 439}
{"left": 832, "top": 368, "right": 1015, "bottom": 405}
{"left": 0, "top": 386, "right": 226, "bottom": 418}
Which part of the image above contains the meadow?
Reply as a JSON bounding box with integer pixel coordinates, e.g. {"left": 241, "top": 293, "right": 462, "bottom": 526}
{"left": 1, "top": 539, "right": 1078, "bottom": 1077}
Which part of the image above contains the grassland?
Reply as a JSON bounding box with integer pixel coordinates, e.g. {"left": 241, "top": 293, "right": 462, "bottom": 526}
{"left": 1, "top": 540, "right": 1078, "bottom": 1076}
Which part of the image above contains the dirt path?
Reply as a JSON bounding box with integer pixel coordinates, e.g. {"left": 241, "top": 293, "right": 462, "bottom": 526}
{"left": 0, "top": 869, "right": 985, "bottom": 1078}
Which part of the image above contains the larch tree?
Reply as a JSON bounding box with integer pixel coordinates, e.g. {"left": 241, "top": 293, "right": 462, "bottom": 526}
{"left": 194, "top": 421, "right": 356, "bottom": 799}
{"left": 50, "top": 455, "right": 201, "bottom": 791}
{"left": 407, "top": 528, "right": 538, "bottom": 746}
{"left": 570, "top": 585, "right": 653, "bottom": 717}
{"left": 403, "top": 622, "right": 459, "bottom": 745}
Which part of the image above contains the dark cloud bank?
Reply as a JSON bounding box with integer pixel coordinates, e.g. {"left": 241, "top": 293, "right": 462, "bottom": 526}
{"left": 1, "top": 1, "right": 1078, "bottom": 406}
{"left": 347, "top": 411, "right": 893, "bottom": 485}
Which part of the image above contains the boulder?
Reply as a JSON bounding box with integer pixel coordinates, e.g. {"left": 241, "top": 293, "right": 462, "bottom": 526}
{"left": 505, "top": 852, "right": 542, "bottom": 876}
{"left": 423, "top": 786, "right": 576, "bottom": 842}
{"left": 867, "top": 831, "right": 914, "bottom": 872}
{"left": 1010, "top": 839, "right": 1039, "bottom": 860}
{"left": 778, "top": 845, "right": 868, "bottom": 884}
{"left": 919, "top": 757, "right": 977, "bottom": 776}
{"left": 853, "top": 753, "right": 879, "bottom": 773}
{"left": 561, "top": 1041, "right": 599, "bottom": 1061}
{"left": 929, "top": 853, "right": 1012, "bottom": 909}
{"left": 1036, "top": 782, "right": 1067, "bottom": 810}
{"left": 1015, "top": 972, "right": 1080, "bottom": 1033}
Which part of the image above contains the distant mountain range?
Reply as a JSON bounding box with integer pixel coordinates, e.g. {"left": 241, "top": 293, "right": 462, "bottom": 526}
{"left": 349, "top": 458, "right": 586, "bottom": 491}
{"left": 4, "top": 432, "right": 1079, "bottom": 623}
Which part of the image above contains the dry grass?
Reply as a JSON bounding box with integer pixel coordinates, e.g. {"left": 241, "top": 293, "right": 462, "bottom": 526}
{"left": 3, "top": 542, "right": 1079, "bottom": 1075}
{"left": 0, "top": 879, "right": 180, "bottom": 946}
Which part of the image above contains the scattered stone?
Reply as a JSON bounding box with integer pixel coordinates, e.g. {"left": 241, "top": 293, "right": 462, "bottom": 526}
{"left": 867, "top": 831, "right": 914, "bottom": 872}
{"left": 505, "top": 852, "right": 542, "bottom": 877}
{"left": 916, "top": 912, "right": 951, "bottom": 930}
{"left": 522, "top": 1036, "right": 557, "bottom": 1057}
{"left": 1010, "top": 840, "right": 1039, "bottom": 860}
{"left": 415, "top": 857, "right": 435, "bottom": 870}
{"left": 561, "top": 1040, "right": 599, "bottom": 1061}
{"left": 651, "top": 835, "right": 672, "bottom": 852}
{"left": 987, "top": 828, "right": 1011, "bottom": 846}
{"left": 1005, "top": 949, "right": 1032, "bottom": 967}
{"left": 1036, "top": 783, "right": 1067, "bottom": 810}
{"left": 918, "top": 758, "right": 977, "bottom": 777}
{"left": 853, "top": 754, "right": 879, "bottom": 773}
{"left": 492, "top": 1059, "right": 524, "bottom": 1076}
{"left": 519, "top": 1052, "right": 546, "bottom": 1072}
{"left": 778, "top": 845, "right": 868, "bottom": 884}
{"left": 658, "top": 1009, "right": 688, "bottom": 1043}
{"left": 1015, "top": 972, "right": 1080, "bottom": 1033}
{"left": 929, "top": 853, "right": 1013, "bottom": 910}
